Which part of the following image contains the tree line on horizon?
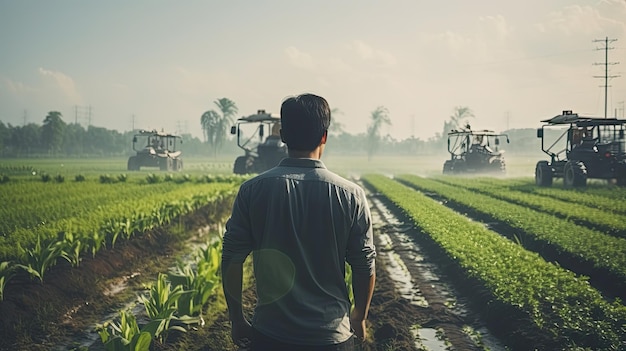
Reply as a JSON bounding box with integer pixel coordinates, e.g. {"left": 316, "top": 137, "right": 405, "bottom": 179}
{"left": 0, "top": 103, "right": 540, "bottom": 159}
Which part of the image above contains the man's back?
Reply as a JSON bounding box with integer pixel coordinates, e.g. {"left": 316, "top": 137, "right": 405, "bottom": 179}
{"left": 223, "top": 158, "right": 374, "bottom": 345}
{"left": 222, "top": 93, "right": 376, "bottom": 350}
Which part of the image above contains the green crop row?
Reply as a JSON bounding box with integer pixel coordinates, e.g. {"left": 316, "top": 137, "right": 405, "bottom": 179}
{"left": 492, "top": 178, "right": 626, "bottom": 216}
{"left": 362, "top": 174, "right": 626, "bottom": 349}
{"left": 0, "top": 174, "right": 247, "bottom": 235}
{"left": 434, "top": 176, "right": 626, "bottom": 238}
{"left": 476, "top": 176, "right": 626, "bottom": 207}
{"left": 395, "top": 175, "right": 626, "bottom": 284}
{"left": 0, "top": 182, "right": 237, "bottom": 300}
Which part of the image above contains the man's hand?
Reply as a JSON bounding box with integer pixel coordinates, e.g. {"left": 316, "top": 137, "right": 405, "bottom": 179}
{"left": 350, "top": 312, "right": 367, "bottom": 340}
{"left": 231, "top": 317, "right": 253, "bottom": 347}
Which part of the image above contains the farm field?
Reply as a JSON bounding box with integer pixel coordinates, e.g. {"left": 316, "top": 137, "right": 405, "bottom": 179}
{"left": 1, "top": 155, "right": 625, "bottom": 350}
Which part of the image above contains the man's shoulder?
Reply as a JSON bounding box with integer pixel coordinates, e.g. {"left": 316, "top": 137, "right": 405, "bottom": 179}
{"left": 319, "top": 170, "right": 365, "bottom": 194}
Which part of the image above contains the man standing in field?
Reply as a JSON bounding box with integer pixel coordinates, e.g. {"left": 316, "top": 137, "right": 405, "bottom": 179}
{"left": 221, "top": 93, "right": 376, "bottom": 350}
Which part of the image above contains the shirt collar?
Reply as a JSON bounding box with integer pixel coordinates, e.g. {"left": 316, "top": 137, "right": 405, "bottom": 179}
{"left": 278, "top": 157, "right": 327, "bottom": 169}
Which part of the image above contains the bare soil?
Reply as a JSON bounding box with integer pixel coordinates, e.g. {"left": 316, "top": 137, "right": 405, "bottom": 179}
{"left": 0, "top": 189, "right": 546, "bottom": 351}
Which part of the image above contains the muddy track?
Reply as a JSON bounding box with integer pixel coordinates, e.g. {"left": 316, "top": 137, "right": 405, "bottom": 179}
{"left": 364, "top": 191, "right": 507, "bottom": 351}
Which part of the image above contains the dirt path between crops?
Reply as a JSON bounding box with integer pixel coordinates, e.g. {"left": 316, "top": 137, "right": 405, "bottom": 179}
{"left": 198, "top": 187, "right": 513, "bottom": 351}
{"left": 1, "top": 188, "right": 524, "bottom": 351}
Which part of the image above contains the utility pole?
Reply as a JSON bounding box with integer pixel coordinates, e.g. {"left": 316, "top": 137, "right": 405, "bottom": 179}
{"left": 23, "top": 110, "right": 27, "bottom": 126}
{"left": 593, "top": 37, "right": 620, "bottom": 118}
{"left": 131, "top": 114, "right": 136, "bottom": 131}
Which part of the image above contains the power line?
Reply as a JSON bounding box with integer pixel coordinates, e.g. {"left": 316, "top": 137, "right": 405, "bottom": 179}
{"left": 593, "top": 37, "right": 620, "bottom": 118}
{"left": 73, "top": 105, "right": 93, "bottom": 126}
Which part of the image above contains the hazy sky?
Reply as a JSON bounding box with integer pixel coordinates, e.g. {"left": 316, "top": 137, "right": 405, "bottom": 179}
{"left": 1, "top": 0, "right": 625, "bottom": 141}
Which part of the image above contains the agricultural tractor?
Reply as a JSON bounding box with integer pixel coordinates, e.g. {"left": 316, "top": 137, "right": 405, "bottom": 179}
{"left": 127, "top": 129, "right": 183, "bottom": 171}
{"left": 443, "top": 127, "right": 509, "bottom": 174}
{"left": 230, "top": 110, "right": 287, "bottom": 174}
{"left": 535, "top": 110, "right": 626, "bottom": 187}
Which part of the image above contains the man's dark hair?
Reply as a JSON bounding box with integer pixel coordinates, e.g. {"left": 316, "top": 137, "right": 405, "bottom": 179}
{"left": 280, "top": 94, "right": 331, "bottom": 151}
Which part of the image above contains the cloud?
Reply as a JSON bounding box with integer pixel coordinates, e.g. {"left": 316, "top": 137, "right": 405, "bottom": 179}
{"left": 38, "top": 67, "right": 82, "bottom": 103}
{"left": 3, "top": 78, "right": 36, "bottom": 94}
{"left": 284, "top": 46, "right": 315, "bottom": 69}
{"left": 479, "top": 15, "right": 510, "bottom": 41}
{"left": 350, "top": 40, "right": 397, "bottom": 67}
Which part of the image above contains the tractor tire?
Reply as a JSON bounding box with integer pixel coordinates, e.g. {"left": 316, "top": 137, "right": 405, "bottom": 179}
{"left": 490, "top": 158, "right": 506, "bottom": 174}
{"left": 442, "top": 160, "right": 454, "bottom": 175}
{"left": 535, "top": 161, "right": 553, "bottom": 187}
{"left": 246, "top": 156, "right": 258, "bottom": 174}
{"left": 160, "top": 157, "right": 173, "bottom": 171}
{"left": 563, "top": 160, "right": 587, "bottom": 188}
{"left": 451, "top": 160, "right": 466, "bottom": 174}
{"left": 127, "top": 156, "right": 140, "bottom": 171}
{"left": 233, "top": 156, "right": 248, "bottom": 174}
{"left": 173, "top": 158, "right": 183, "bottom": 171}
{"left": 616, "top": 165, "right": 626, "bottom": 186}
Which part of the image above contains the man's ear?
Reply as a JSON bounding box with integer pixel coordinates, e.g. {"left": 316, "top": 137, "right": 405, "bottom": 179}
{"left": 320, "top": 130, "right": 328, "bottom": 145}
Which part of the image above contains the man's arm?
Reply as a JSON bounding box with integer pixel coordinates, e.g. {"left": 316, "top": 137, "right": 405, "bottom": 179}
{"left": 347, "top": 188, "right": 377, "bottom": 340}
{"left": 222, "top": 261, "right": 253, "bottom": 343}
{"left": 221, "top": 188, "right": 254, "bottom": 345}
{"left": 350, "top": 271, "right": 376, "bottom": 340}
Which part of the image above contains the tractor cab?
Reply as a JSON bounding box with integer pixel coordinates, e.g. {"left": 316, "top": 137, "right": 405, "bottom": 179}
{"left": 443, "top": 126, "right": 509, "bottom": 174}
{"left": 535, "top": 110, "right": 626, "bottom": 187}
{"left": 128, "top": 130, "right": 183, "bottom": 171}
{"left": 230, "top": 110, "right": 288, "bottom": 174}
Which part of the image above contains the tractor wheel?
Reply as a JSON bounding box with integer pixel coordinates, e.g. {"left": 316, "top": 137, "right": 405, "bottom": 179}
{"left": 160, "top": 157, "right": 173, "bottom": 171}
{"left": 246, "top": 156, "right": 258, "bottom": 173}
{"left": 616, "top": 166, "right": 626, "bottom": 186}
{"left": 233, "top": 156, "right": 247, "bottom": 174}
{"left": 535, "top": 161, "right": 553, "bottom": 187}
{"left": 451, "top": 160, "right": 466, "bottom": 174}
{"left": 563, "top": 160, "right": 587, "bottom": 188}
{"left": 127, "top": 156, "right": 139, "bottom": 171}
{"left": 173, "top": 158, "right": 183, "bottom": 171}
{"left": 442, "top": 160, "right": 454, "bottom": 175}
{"left": 490, "top": 158, "right": 506, "bottom": 174}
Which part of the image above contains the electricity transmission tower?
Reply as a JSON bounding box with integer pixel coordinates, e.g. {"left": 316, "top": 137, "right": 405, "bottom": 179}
{"left": 593, "top": 37, "right": 620, "bottom": 118}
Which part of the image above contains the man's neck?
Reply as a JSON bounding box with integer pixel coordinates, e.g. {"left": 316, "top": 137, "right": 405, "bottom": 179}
{"left": 288, "top": 147, "right": 323, "bottom": 159}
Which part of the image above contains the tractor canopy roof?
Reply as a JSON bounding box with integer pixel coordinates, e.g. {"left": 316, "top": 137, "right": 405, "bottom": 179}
{"left": 447, "top": 129, "right": 505, "bottom": 137}
{"left": 237, "top": 110, "right": 280, "bottom": 122}
{"left": 134, "top": 129, "right": 181, "bottom": 138}
{"left": 541, "top": 110, "right": 626, "bottom": 127}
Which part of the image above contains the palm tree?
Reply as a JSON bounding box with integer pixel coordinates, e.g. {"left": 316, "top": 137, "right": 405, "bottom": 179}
{"left": 200, "top": 98, "right": 238, "bottom": 157}
{"left": 366, "top": 106, "right": 391, "bottom": 161}
{"left": 328, "top": 108, "right": 345, "bottom": 135}
{"left": 449, "top": 106, "right": 475, "bottom": 130}
{"left": 42, "top": 111, "right": 66, "bottom": 155}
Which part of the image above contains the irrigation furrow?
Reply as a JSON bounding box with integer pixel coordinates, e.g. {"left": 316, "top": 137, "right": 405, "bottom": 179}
{"left": 366, "top": 185, "right": 506, "bottom": 351}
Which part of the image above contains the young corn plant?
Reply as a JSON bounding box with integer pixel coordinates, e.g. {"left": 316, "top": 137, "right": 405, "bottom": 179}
{"left": 58, "top": 227, "right": 83, "bottom": 267}
{"left": 168, "top": 242, "right": 221, "bottom": 320}
{"left": 97, "top": 309, "right": 152, "bottom": 351}
{"left": 16, "top": 235, "right": 64, "bottom": 283}
{"left": 139, "top": 273, "right": 196, "bottom": 344}
{"left": 88, "top": 229, "right": 107, "bottom": 258}
{"left": 0, "top": 261, "right": 17, "bottom": 301}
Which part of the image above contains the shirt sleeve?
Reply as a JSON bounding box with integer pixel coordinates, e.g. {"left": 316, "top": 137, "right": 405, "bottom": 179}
{"left": 222, "top": 186, "right": 254, "bottom": 264}
{"left": 346, "top": 187, "right": 376, "bottom": 276}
